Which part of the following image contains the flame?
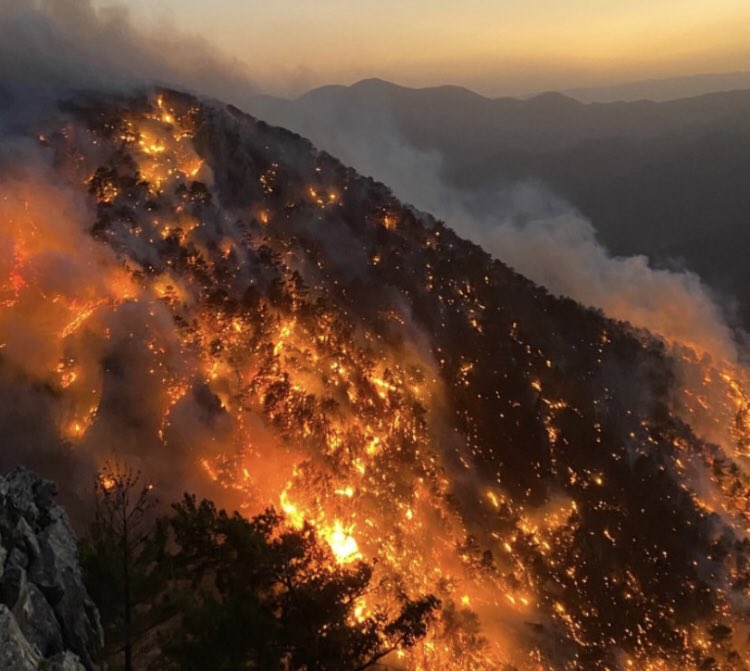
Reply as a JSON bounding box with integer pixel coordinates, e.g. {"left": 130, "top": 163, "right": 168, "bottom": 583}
{"left": 325, "top": 520, "right": 361, "bottom": 564}
{"left": 280, "top": 488, "right": 305, "bottom": 529}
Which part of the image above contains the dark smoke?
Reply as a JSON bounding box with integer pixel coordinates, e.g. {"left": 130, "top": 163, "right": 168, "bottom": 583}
{"left": 0, "top": 0, "right": 256, "bottom": 131}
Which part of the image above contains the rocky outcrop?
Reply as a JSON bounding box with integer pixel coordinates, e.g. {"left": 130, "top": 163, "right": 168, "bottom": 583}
{"left": 0, "top": 469, "right": 102, "bottom": 670}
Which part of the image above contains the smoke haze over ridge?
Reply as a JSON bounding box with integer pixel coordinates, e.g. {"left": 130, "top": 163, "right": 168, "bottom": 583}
{"left": 252, "top": 99, "right": 743, "bottom": 366}
{"left": 0, "top": 0, "right": 258, "bottom": 129}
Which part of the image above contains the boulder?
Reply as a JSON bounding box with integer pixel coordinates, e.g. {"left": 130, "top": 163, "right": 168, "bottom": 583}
{"left": 43, "top": 652, "right": 87, "bottom": 671}
{"left": 0, "top": 469, "right": 103, "bottom": 670}
{"left": 32, "top": 509, "right": 101, "bottom": 666}
{"left": 0, "top": 564, "right": 27, "bottom": 607}
{"left": 14, "top": 582, "right": 65, "bottom": 657}
{"left": 0, "top": 603, "right": 42, "bottom": 671}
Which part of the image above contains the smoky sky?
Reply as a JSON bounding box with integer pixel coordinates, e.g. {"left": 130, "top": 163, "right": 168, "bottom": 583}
{"left": 93, "top": 0, "right": 750, "bottom": 98}
{"left": 0, "top": 0, "right": 258, "bottom": 131}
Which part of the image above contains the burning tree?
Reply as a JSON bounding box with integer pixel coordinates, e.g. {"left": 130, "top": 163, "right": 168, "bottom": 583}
{"left": 161, "top": 495, "right": 439, "bottom": 671}
{"left": 82, "top": 483, "right": 439, "bottom": 670}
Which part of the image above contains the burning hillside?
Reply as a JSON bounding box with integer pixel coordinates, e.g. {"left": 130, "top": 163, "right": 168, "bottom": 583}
{"left": 2, "top": 88, "right": 750, "bottom": 670}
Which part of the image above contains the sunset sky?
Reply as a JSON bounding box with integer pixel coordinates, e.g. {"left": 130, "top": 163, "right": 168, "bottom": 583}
{"left": 97, "top": 0, "right": 750, "bottom": 96}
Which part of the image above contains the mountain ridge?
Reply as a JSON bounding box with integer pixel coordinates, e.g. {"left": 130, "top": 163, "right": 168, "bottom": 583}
{"left": 1, "top": 87, "right": 749, "bottom": 669}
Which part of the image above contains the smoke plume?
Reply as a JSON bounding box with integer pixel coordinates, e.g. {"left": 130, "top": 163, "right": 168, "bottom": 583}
{"left": 0, "top": 0, "right": 257, "bottom": 131}
{"left": 248, "top": 102, "right": 743, "bottom": 367}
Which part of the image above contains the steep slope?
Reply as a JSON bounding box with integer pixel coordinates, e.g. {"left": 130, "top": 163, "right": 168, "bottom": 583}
{"left": 2, "top": 89, "right": 750, "bottom": 670}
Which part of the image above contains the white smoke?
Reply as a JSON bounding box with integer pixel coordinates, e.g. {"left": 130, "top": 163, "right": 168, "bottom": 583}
{"left": 467, "top": 194, "right": 739, "bottom": 365}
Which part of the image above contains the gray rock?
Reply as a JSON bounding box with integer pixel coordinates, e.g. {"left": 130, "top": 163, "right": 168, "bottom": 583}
{"left": 8, "top": 545, "right": 29, "bottom": 570}
{"left": 0, "top": 564, "right": 27, "bottom": 608}
{"left": 14, "top": 582, "right": 64, "bottom": 657}
{"left": 32, "top": 481, "right": 58, "bottom": 518}
{"left": 30, "top": 515, "right": 78, "bottom": 594}
{"left": 33, "top": 516, "right": 102, "bottom": 667}
{"left": 14, "top": 518, "right": 42, "bottom": 564}
{"left": 42, "top": 652, "right": 86, "bottom": 671}
{"left": 4, "top": 468, "right": 41, "bottom": 524}
{"left": 0, "top": 603, "right": 42, "bottom": 671}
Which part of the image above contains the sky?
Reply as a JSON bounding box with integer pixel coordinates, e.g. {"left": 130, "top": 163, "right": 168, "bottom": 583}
{"left": 94, "top": 0, "right": 750, "bottom": 97}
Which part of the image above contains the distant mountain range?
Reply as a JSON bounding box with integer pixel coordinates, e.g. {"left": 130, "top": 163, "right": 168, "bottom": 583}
{"left": 561, "top": 70, "right": 750, "bottom": 103}
{"left": 248, "top": 78, "right": 750, "bottom": 326}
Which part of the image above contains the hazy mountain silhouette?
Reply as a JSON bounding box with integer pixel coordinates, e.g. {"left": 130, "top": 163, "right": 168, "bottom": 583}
{"left": 561, "top": 70, "right": 750, "bottom": 103}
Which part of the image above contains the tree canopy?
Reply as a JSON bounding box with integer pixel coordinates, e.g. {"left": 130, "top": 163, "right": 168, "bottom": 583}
{"left": 81, "top": 478, "right": 438, "bottom": 671}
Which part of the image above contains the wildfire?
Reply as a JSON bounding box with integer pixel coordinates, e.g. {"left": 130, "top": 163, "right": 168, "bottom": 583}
{"left": 280, "top": 488, "right": 305, "bottom": 529}
{"left": 64, "top": 405, "right": 98, "bottom": 440}
{"left": 10, "top": 89, "right": 750, "bottom": 671}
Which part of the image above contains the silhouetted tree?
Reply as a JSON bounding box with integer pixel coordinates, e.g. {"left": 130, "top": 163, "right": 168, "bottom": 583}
{"left": 162, "top": 495, "right": 438, "bottom": 671}
{"left": 82, "top": 486, "right": 439, "bottom": 670}
{"left": 80, "top": 462, "right": 162, "bottom": 671}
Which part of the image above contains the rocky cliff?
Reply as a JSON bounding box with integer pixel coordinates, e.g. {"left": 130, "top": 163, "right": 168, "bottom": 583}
{"left": 0, "top": 469, "right": 102, "bottom": 671}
